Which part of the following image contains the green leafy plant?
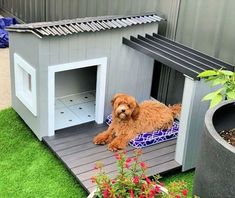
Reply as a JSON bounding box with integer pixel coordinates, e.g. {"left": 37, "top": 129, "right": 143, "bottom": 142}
{"left": 198, "top": 69, "right": 235, "bottom": 108}
{"left": 91, "top": 150, "right": 189, "bottom": 198}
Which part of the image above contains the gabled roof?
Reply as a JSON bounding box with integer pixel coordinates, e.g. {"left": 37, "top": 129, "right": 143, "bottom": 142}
{"left": 123, "top": 33, "right": 234, "bottom": 79}
{"left": 7, "top": 13, "right": 164, "bottom": 38}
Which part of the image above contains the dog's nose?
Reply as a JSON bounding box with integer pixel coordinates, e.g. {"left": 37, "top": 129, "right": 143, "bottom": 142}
{"left": 121, "top": 109, "right": 125, "bottom": 113}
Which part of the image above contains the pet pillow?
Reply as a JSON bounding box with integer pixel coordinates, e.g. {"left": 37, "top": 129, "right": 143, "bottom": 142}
{"left": 106, "top": 114, "right": 179, "bottom": 149}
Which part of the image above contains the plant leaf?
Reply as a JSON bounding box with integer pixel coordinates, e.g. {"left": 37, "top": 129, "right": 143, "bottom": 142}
{"left": 202, "top": 88, "right": 223, "bottom": 101}
{"left": 210, "top": 94, "right": 223, "bottom": 108}
{"left": 219, "top": 70, "right": 234, "bottom": 76}
{"left": 211, "top": 78, "right": 226, "bottom": 86}
{"left": 198, "top": 70, "right": 218, "bottom": 78}
{"left": 227, "top": 91, "right": 235, "bottom": 99}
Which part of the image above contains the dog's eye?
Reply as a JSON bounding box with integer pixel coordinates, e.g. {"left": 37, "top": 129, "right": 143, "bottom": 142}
{"left": 127, "top": 105, "right": 131, "bottom": 108}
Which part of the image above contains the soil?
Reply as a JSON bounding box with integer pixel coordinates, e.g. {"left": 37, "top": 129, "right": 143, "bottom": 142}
{"left": 219, "top": 128, "right": 235, "bottom": 147}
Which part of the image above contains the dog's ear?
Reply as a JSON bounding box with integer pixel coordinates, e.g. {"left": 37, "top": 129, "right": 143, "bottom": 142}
{"left": 132, "top": 102, "right": 140, "bottom": 120}
{"left": 111, "top": 93, "right": 124, "bottom": 107}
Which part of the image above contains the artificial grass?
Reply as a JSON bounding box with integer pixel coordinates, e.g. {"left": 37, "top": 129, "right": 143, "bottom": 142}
{"left": 0, "top": 108, "right": 87, "bottom": 198}
{"left": 0, "top": 108, "right": 194, "bottom": 197}
{"left": 161, "top": 170, "right": 195, "bottom": 197}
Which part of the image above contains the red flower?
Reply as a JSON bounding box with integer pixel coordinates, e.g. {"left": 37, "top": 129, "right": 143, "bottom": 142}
{"left": 176, "top": 195, "right": 181, "bottom": 198}
{"left": 133, "top": 176, "right": 140, "bottom": 184}
{"left": 150, "top": 189, "right": 156, "bottom": 196}
{"left": 155, "top": 185, "right": 161, "bottom": 193}
{"left": 103, "top": 189, "right": 110, "bottom": 198}
{"left": 129, "top": 189, "right": 135, "bottom": 198}
{"left": 114, "top": 153, "right": 120, "bottom": 160}
{"left": 182, "top": 189, "right": 188, "bottom": 196}
{"left": 111, "top": 179, "right": 116, "bottom": 184}
{"left": 126, "top": 157, "right": 132, "bottom": 163}
{"left": 145, "top": 177, "right": 151, "bottom": 184}
{"left": 159, "top": 182, "right": 165, "bottom": 187}
{"left": 125, "top": 163, "right": 129, "bottom": 169}
{"left": 139, "top": 195, "right": 145, "bottom": 198}
{"left": 140, "top": 162, "right": 147, "bottom": 169}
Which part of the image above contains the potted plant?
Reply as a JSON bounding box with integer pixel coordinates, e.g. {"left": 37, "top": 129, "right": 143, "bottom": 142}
{"left": 88, "top": 150, "right": 189, "bottom": 198}
{"left": 193, "top": 69, "right": 235, "bottom": 197}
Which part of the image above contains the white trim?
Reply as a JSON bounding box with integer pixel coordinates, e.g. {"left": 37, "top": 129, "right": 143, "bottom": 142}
{"left": 175, "top": 76, "right": 196, "bottom": 164}
{"left": 14, "top": 53, "right": 37, "bottom": 116}
{"left": 48, "top": 57, "right": 107, "bottom": 136}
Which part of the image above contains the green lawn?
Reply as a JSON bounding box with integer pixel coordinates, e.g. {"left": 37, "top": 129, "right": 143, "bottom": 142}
{"left": 0, "top": 108, "right": 87, "bottom": 198}
{"left": 0, "top": 108, "right": 194, "bottom": 197}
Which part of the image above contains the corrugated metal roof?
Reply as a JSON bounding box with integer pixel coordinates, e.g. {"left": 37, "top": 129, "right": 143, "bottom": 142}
{"left": 7, "top": 13, "right": 164, "bottom": 38}
{"left": 123, "top": 33, "right": 233, "bottom": 79}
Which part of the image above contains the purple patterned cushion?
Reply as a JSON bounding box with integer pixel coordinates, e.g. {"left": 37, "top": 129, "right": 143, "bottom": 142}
{"left": 106, "top": 114, "right": 179, "bottom": 148}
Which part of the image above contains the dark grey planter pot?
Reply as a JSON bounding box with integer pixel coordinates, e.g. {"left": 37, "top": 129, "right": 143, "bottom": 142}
{"left": 193, "top": 100, "right": 235, "bottom": 198}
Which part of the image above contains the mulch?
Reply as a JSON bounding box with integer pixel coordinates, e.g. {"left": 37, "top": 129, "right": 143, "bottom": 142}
{"left": 219, "top": 128, "right": 235, "bottom": 147}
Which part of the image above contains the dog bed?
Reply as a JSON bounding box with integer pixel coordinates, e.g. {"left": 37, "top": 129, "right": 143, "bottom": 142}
{"left": 106, "top": 114, "right": 179, "bottom": 149}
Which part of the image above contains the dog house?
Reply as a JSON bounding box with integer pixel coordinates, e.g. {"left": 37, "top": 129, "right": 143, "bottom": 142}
{"left": 8, "top": 13, "right": 233, "bottom": 193}
{"left": 8, "top": 13, "right": 162, "bottom": 138}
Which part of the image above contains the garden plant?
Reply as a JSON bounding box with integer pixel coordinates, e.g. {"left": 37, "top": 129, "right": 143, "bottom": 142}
{"left": 198, "top": 69, "right": 235, "bottom": 146}
{"left": 91, "top": 150, "right": 189, "bottom": 198}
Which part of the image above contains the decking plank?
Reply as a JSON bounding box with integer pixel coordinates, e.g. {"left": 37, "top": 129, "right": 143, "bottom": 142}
{"left": 42, "top": 123, "right": 181, "bottom": 194}
{"left": 72, "top": 144, "right": 176, "bottom": 175}
{"left": 62, "top": 139, "right": 177, "bottom": 166}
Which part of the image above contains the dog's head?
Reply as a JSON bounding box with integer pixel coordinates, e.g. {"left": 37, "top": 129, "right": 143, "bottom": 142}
{"left": 111, "top": 93, "right": 140, "bottom": 120}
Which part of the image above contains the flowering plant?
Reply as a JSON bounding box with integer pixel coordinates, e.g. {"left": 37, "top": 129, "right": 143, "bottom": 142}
{"left": 91, "top": 150, "right": 189, "bottom": 198}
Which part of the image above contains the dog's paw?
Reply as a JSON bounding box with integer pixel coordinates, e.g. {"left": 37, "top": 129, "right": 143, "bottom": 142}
{"left": 93, "top": 134, "right": 108, "bottom": 145}
{"left": 108, "top": 143, "right": 119, "bottom": 152}
{"left": 108, "top": 142, "right": 124, "bottom": 152}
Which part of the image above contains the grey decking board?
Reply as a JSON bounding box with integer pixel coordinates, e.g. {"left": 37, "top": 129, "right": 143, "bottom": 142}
{"left": 74, "top": 144, "right": 176, "bottom": 175}
{"left": 43, "top": 124, "right": 180, "bottom": 194}
{"left": 52, "top": 129, "right": 104, "bottom": 151}
{"left": 66, "top": 140, "right": 177, "bottom": 168}
{"left": 63, "top": 139, "right": 177, "bottom": 167}
{"left": 44, "top": 122, "right": 106, "bottom": 141}
{"left": 73, "top": 144, "right": 176, "bottom": 176}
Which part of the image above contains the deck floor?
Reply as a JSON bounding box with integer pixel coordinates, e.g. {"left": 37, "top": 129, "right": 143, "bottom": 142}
{"left": 43, "top": 122, "right": 181, "bottom": 193}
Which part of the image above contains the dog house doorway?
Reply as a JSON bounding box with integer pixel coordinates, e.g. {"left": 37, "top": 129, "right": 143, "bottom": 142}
{"left": 48, "top": 58, "right": 107, "bottom": 136}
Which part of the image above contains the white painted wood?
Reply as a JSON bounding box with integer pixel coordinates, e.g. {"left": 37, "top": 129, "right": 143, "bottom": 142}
{"left": 48, "top": 57, "right": 107, "bottom": 136}
{"left": 14, "top": 53, "right": 37, "bottom": 116}
{"left": 175, "top": 76, "right": 197, "bottom": 165}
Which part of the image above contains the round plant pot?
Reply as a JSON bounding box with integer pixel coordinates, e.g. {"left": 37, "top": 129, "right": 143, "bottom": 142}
{"left": 193, "top": 100, "right": 235, "bottom": 198}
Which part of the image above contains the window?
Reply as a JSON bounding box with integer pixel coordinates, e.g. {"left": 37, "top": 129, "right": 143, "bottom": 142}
{"left": 14, "top": 53, "right": 37, "bottom": 116}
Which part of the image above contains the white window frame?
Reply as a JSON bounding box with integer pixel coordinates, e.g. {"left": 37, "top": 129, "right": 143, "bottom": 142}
{"left": 14, "top": 53, "right": 37, "bottom": 116}
{"left": 48, "top": 57, "right": 107, "bottom": 136}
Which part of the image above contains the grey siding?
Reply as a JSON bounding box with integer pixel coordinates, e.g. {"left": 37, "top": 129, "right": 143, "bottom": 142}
{"left": 32, "top": 23, "right": 157, "bottom": 139}
{"left": 176, "top": 0, "right": 235, "bottom": 65}
{"left": 0, "top": 0, "right": 46, "bottom": 22}
{"left": 9, "top": 33, "right": 41, "bottom": 139}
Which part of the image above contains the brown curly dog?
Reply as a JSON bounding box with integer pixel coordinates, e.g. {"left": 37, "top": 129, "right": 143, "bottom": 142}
{"left": 93, "top": 93, "right": 181, "bottom": 151}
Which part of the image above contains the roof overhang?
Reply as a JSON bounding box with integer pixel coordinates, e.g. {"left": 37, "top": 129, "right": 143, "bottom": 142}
{"left": 123, "top": 33, "right": 233, "bottom": 79}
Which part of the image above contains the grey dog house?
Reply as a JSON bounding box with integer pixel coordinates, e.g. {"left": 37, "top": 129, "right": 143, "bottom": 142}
{"left": 8, "top": 13, "right": 233, "bottom": 192}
